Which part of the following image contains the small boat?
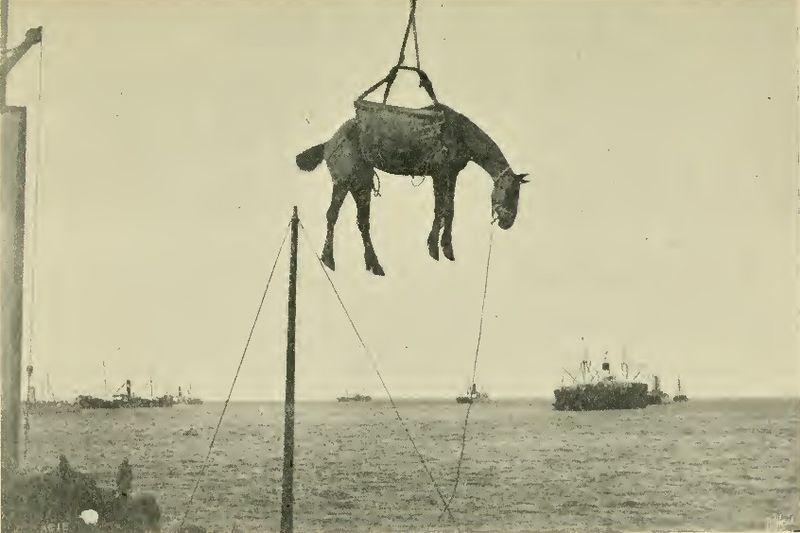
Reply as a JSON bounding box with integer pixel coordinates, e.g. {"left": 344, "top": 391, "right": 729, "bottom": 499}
{"left": 337, "top": 392, "right": 371, "bottom": 402}
{"left": 673, "top": 378, "right": 689, "bottom": 402}
{"left": 456, "top": 383, "right": 489, "bottom": 404}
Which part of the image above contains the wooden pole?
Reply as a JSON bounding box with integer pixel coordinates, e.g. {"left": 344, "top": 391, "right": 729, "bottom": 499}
{"left": 280, "top": 206, "right": 299, "bottom": 533}
{"left": 1, "top": 104, "right": 26, "bottom": 474}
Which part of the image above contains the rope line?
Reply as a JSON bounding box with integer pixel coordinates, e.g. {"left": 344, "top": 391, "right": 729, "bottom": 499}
{"left": 439, "top": 228, "right": 494, "bottom": 522}
{"left": 396, "top": 0, "right": 418, "bottom": 67}
{"left": 179, "top": 223, "right": 290, "bottom": 530}
{"left": 297, "top": 221, "right": 456, "bottom": 524}
{"left": 411, "top": 12, "right": 420, "bottom": 69}
{"left": 37, "top": 37, "right": 43, "bottom": 101}
{"left": 372, "top": 170, "right": 381, "bottom": 197}
{"left": 23, "top": 39, "right": 45, "bottom": 462}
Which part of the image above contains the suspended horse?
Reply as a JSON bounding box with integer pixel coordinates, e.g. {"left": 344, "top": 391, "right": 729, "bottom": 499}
{"left": 295, "top": 0, "right": 530, "bottom": 276}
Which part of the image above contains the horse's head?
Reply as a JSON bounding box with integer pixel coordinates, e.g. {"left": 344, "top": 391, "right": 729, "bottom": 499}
{"left": 491, "top": 170, "right": 529, "bottom": 229}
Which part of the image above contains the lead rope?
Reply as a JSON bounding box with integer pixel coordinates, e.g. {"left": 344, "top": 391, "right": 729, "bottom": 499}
{"left": 179, "top": 223, "right": 290, "bottom": 531}
{"left": 372, "top": 170, "right": 381, "bottom": 197}
{"left": 298, "top": 221, "right": 457, "bottom": 524}
{"left": 438, "top": 228, "right": 494, "bottom": 522}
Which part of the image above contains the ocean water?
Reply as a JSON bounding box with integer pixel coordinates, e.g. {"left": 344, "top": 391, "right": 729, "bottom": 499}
{"left": 20, "top": 398, "right": 799, "bottom": 532}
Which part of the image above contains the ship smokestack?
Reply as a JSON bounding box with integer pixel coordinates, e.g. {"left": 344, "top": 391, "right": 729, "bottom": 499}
{"left": 126, "top": 379, "right": 131, "bottom": 400}
{"left": 601, "top": 362, "right": 610, "bottom": 371}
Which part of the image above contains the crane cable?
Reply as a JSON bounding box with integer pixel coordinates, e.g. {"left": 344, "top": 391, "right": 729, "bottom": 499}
{"left": 23, "top": 37, "right": 44, "bottom": 462}
{"left": 397, "top": 0, "right": 422, "bottom": 70}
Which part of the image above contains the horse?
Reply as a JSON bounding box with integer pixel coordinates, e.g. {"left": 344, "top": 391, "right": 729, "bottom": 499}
{"left": 295, "top": 103, "right": 529, "bottom": 276}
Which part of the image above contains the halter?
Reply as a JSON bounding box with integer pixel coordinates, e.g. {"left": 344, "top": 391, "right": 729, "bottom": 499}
{"left": 491, "top": 166, "right": 516, "bottom": 225}
{"left": 493, "top": 165, "right": 514, "bottom": 183}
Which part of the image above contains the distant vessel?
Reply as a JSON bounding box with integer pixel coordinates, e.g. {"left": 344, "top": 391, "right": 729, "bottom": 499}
{"left": 553, "top": 358, "right": 650, "bottom": 411}
{"left": 76, "top": 379, "right": 175, "bottom": 409}
{"left": 645, "top": 375, "right": 671, "bottom": 405}
{"left": 175, "top": 385, "right": 204, "bottom": 405}
{"left": 337, "top": 392, "right": 371, "bottom": 402}
{"left": 456, "top": 383, "right": 489, "bottom": 404}
{"left": 673, "top": 378, "right": 688, "bottom": 402}
{"left": 24, "top": 366, "right": 74, "bottom": 410}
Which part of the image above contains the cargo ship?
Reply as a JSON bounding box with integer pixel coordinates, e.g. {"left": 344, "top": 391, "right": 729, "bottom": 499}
{"left": 337, "top": 392, "right": 371, "bottom": 402}
{"left": 456, "top": 383, "right": 489, "bottom": 404}
{"left": 76, "top": 380, "right": 175, "bottom": 409}
{"left": 553, "top": 358, "right": 650, "bottom": 411}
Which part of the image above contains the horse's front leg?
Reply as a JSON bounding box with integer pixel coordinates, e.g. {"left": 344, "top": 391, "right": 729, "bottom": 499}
{"left": 321, "top": 183, "right": 348, "bottom": 270}
{"left": 440, "top": 176, "right": 457, "bottom": 261}
{"left": 428, "top": 177, "right": 446, "bottom": 260}
{"left": 352, "top": 185, "right": 385, "bottom": 276}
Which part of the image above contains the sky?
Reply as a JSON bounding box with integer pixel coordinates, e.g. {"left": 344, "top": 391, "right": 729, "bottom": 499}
{"left": 4, "top": 0, "right": 797, "bottom": 401}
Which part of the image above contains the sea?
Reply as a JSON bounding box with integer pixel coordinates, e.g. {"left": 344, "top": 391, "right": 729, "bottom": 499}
{"left": 19, "top": 398, "right": 799, "bottom": 532}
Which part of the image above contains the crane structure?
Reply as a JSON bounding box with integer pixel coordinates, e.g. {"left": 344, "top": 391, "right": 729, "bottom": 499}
{"left": 1, "top": 0, "right": 42, "bottom": 474}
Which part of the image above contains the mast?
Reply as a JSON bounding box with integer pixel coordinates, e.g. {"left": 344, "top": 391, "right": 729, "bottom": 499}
{"left": 280, "top": 206, "right": 299, "bottom": 533}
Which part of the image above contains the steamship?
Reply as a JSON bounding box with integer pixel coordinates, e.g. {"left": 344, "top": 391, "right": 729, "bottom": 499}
{"left": 456, "top": 383, "right": 489, "bottom": 404}
{"left": 337, "top": 392, "right": 372, "bottom": 402}
{"left": 175, "top": 385, "right": 203, "bottom": 405}
{"left": 645, "top": 374, "right": 671, "bottom": 405}
{"left": 553, "top": 357, "right": 650, "bottom": 411}
{"left": 76, "top": 380, "right": 175, "bottom": 409}
{"left": 673, "top": 378, "right": 689, "bottom": 402}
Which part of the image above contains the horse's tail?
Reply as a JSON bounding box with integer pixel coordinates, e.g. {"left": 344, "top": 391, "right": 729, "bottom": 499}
{"left": 296, "top": 143, "right": 325, "bottom": 172}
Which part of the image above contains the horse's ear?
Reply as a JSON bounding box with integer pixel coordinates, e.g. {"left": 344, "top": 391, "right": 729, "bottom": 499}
{"left": 517, "top": 173, "right": 530, "bottom": 184}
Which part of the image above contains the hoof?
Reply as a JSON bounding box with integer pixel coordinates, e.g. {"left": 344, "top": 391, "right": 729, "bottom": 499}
{"left": 428, "top": 243, "right": 440, "bottom": 261}
{"left": 321, "top": 252, "right": 335, "bottom": 271}
{"left": 442, "top": 244, "right": 455, "bottom": 261}
{"left": 427, "top": 234, "right": 440, "bottom": 261}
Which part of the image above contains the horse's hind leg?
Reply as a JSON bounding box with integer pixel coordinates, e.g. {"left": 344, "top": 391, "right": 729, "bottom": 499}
{"left": 321, "top": 183, "right": 348, "bottom": 270}
{"left": 352, "top": 184, "right": 385, "bottom": 276}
